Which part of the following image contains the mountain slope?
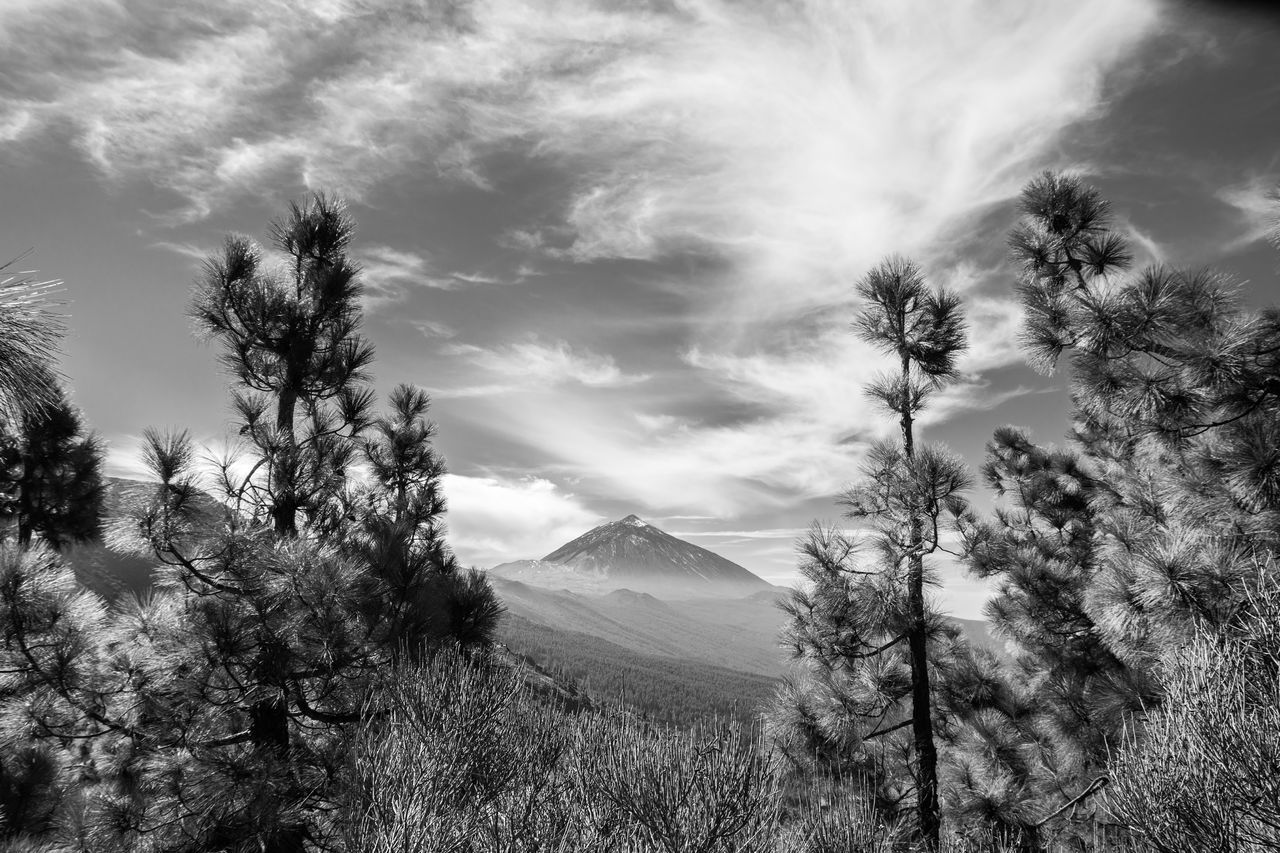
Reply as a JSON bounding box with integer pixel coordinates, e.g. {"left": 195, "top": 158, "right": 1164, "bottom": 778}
{"left": 494, "top": 579, "right": 1004, "bottom": 678}
{"left": 493, "top": 514, "right": 771, "bottom": 598}
{"left": 491, "top": 577, "right": 786, "bottom": 676}
{"left": 64, "top": 478, "right": 174, "bottom": 599}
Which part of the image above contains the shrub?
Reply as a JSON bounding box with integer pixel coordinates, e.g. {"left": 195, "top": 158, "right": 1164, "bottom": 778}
{"left": 1104, "top": 570, "right": 1280, "bottom": 853}
{"left": 342, "top": 649, "right": 781, "bottom": 853}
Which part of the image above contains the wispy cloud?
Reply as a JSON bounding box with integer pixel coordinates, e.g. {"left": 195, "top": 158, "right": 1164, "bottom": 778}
{"left": 151, "top": 241, "right": 213, "bottom": 264}
{"left": 672, "top": 528, "right": 802, "bottom": 540}
{"left": 358, "top": 245, "right": 527, "bottom": 308}
{"left": 6, "top": 0, "right": 1167, "bottom": 525}
{"left": 443, "top": 337, "right": 649, "bottom": 391}
{"left": 358, "top": 245, "right": 443, "bottom": 306}
{"left": 411, "top": 319, "right": 457, "bottom": 340}
{"left": 1218, "top": 174, "right": 1279, "bottom": 251}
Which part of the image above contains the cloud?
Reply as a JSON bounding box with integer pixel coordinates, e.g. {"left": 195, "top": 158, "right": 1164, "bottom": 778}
{"left": 1218, "top": 175, "right": 1280, "bottom": 250}
{"left": 357, "top": 246, "right": 527, "bottom": 308}
{"left": 103, "top": 438, "right": 157, "bottom": 483}
{"left": 151, "top": 241, "right": 213, "bottom": 263}
{"left": 6, "top": 0, "right": 1166, "bottom": 526}
{"left": 443, "top": 473, "right": 600, "bottom": 568}
{"left": 412, "top": 319, "right": 457, "bottom": 340}
{"left": 443, "top": 337, "right": 649, "bottom": 391}
{"left": 2, "top": 1, "right": 1163, "bottom": 237}
{"left": 357, "top": 245, "right": 443, "bottom": 307}
{"left": 671, "top": 528, "right": 802, "bottom": 540}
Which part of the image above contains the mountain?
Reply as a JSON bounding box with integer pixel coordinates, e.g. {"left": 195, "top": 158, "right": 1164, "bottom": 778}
{"left": 491, "top": 514, "right": 773, "bottom": 598}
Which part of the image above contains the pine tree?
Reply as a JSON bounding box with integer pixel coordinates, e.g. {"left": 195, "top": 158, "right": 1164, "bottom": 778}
{"left": 0, "top": 194, "right": 502, "bottom": 851}
{"left": 941, "top": 172, "right": 1280, "bottom": 847}
{"left": 0, "top": 387, "right": 105, "bottom": 549}
{"left": 1008, "top": 171, "right": 1279, "bottom": 655}
{"left": 772, "top": 257, "right": 971, "bottom": 850}
{"left": 0, "top": 543, "right": 109, "bottom": 843}
{"left": 0, "top": 264, "right": 105, "bottom": 845}
{"left": 948, "top": 427, "right": 1156, "bottom": 846}
{"left": 0, "top": 255, "right": 63, "bottom": 422}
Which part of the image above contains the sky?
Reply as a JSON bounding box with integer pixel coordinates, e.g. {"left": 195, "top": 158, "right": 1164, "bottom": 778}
{"left": 1, "top": 0, "right": 1278, "bottom": 619}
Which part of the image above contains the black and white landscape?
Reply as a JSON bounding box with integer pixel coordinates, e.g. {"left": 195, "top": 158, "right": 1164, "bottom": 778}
{"left": 2, "top": 2, "right": 1279, "bottom": 852}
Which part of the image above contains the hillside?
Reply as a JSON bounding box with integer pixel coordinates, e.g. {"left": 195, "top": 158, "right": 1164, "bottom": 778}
{"left": 490, "top": 576, "right": 787, "bottom": 676}
{"left": 498, "top": 613, "right": 778, "bottom": 727}
{"left": 64, "top": 478, "right": 168, "bottom": 599}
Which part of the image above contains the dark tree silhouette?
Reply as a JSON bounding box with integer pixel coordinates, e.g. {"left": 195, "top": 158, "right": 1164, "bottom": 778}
{"left": 191, "top": 193, "right": 375, "bottom": 537}
{"left": 0, "top": 388, "right": 105, "bottom": 549}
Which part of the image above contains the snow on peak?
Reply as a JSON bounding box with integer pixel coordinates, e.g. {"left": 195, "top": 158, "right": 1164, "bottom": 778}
{"left": 620, "top": 514, "right": 649, "bottom": 527}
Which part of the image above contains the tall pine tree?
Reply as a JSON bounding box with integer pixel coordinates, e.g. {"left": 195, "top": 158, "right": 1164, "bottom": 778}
{"left": 772, "top": 257, "right": 971, "bottom": 850}
{"left": 1008, "top": 171, "right": 1277, "bottom": 655}
{"left": 0, "top": 194, "right": 502, "bottom": 851}
{"left": 944, "top": 172, "right": 1280, "bottom": 847}
{"left": 948, "top": 428, "right": 1155, "bottom": 848}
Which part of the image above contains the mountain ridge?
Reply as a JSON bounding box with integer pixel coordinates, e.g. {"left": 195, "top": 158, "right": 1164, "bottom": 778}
{"left": 493, "top": 514, "right": 773, "bottom": 598}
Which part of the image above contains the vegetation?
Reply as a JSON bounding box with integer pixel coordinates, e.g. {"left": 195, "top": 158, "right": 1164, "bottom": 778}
{"left": 0, "top": 254, "right": 62, "bottom": 423}
{"left": 771, "top": 257, "right": 975, "bottom": 849}
{"left": 770, "top": 172, "right": 1280, "bottom": 850}
{"left": 0, "top": 173, "right": 1277, "bottom": 852}
{"left": 499, "top": 613, "right": 778, "bottom": 726}
{"left": 342, "top": 648, "right": 781, "bottom": 853}
{"left": 0, "top": 196, "right": 502, "bottom": 851}
{"left": 0, "top": 386, "right": 105, "bottom": 549}
{"left": 1104, "top": 570, "right": 1280, "bottom": 853}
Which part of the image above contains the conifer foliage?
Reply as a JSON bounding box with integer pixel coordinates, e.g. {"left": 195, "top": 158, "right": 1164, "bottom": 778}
{"left": 0, "top": 387, "right": 105, "bottom": 550}
{"left": 0, "top": 256, "right": 63, "bottom": 423}
{"left": 949, "top": 427, "right": 1155, "bottom": 847}
{"left": 1007, "top": 171, "right": 1279, "bottom": 653}
{"left": 772, "top": 257, "right": 971, "bottom": 850}
{"left": 0, "top": 195, "right": 501, "bottom": 852}
{"left": 945, "top": 172, "right": 1280, "bottom": 848}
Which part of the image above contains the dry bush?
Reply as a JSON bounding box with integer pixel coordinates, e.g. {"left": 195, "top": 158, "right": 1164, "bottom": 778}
{"left": 771, "top": 781, "right": 909, "bottom": 853}
{"left": 573, "top": 712, "right": 780, "bottom": 853}
{"left": 342, "top": 649, "right": 783, "bottom": 853}
{"left": 343, "top": 649, "right": 1057, "bottom": 852}
{"left": 1104, "top": 575, "right": 1280, "bottom": 853}
{"left": 341, "top": 649, "right": 583, "bottom": 852}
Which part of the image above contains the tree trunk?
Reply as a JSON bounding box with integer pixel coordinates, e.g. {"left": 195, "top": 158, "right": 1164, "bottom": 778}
{"left": 908, "top": 561, "right": 940, "bottom": 849}
{"left": 900, "top": 353, "right": 940, "bottom": 851}
{"left": 249, "top": 647, "right": 297, "bottom": 852}
{"left": 16, "top": 453, "right": 32, "bottom": 547}
{"left": 272, "top": 384, "right": 299, "bottom": 536}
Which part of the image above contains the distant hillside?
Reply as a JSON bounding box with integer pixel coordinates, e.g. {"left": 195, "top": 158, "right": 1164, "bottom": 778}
{"left": 492, "top": 514, "right": 772, "bottom": 598}
{"left": 65, "top": 478, "right": 163, "bottom": 599}
{"left": 494, "top": 578, "right": 1002, "bottom": 676}
{"left": 490, "top": 576, "right": 787, "bottom": 676}
{"left": 498, "top": 613, "right": 778, "bottom": 727}
{"left": 954, "top": 616, "right": 1004, "bottom": 656}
